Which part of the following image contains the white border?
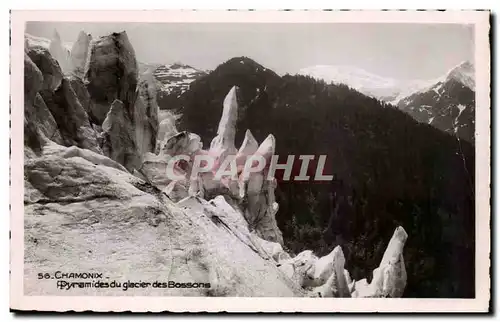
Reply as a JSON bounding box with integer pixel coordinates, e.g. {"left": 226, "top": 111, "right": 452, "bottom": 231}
{"left": 9, "top": 9, "right": 491, "bottom": 312}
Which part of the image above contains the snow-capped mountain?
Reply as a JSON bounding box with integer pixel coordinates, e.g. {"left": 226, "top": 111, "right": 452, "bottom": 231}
{"left": 396, "top": 61, "right": 475, "bottom": 142}
{"left": 153, "top": 63, "right": 207, "bottom": 96}
{"left": 445, "top": 61, "right": 475, "bottom": 91}
{"left": 297, "top": 65, "right": 431, "bottom": 102}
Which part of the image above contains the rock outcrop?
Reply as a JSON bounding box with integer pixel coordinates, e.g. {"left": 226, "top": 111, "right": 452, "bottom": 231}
{"left": 85, "top": 31, "right": 139, "bottom": 124}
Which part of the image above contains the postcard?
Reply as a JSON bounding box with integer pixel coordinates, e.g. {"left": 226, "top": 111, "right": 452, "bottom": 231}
{"left": 10, "top": 9, "right": 491, "bottom": 312}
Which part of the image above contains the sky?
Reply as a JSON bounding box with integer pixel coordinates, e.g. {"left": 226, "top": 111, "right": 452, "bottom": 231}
{"left": 25, "top": 22, "right": 474, "bottom": 81}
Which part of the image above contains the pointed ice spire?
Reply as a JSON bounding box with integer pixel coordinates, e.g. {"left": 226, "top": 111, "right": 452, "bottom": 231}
{"left": 331, "top": 246, "right": 351, "bottom": 297}
{"left": 237, "top": 133, "right": 276, "bottom": 199}
{"left": 255, "top": 134, "right": 275, "bottom": 162}
{"left": 311, "top": 245, "right": 345, "bottom": 286}
{"left": 380, "top": 226, "right": 407, "bottom": 266}
{"left": 70, "top": 30, "right": 93, "bottom": 77}
{"left": 49, "top": 28, "right": 70, "bottom": 73}
{"left": 209, "top": 86, "right": 239, "bottom": 158}
{"left": 235, "top": 129, "right": 259, "bottom": 175}
{"left": 309, "top": 246, "right": 351, "bottom": 297}
{"left": 238, "top": 129, "right": 259, "bottom": 157}
{"left": 52, "top": 29, "right": 61, "bottom": 42}
{"left": 358, "top": 226, "right": 408, "bottom": 298}
{"left": 71, "top": 30, "right": 92, "bottom": 53}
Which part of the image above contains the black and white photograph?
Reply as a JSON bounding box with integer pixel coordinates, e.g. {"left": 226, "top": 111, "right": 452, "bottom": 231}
{"left": 9, "top": 9, "right": 491, "bottom": 312}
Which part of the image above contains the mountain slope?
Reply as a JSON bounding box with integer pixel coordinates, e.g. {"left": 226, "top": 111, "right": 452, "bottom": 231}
{"left": 172, "top": 56, "right": 283, "bottom": 144}
{"left": 167, "top": 56, "right": 475, "bottom": 298}
{"left": 397, "top": 61, "right": 475, "bottom": 143}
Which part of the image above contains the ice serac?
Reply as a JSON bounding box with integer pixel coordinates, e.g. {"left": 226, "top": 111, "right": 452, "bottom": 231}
{"left": 237, "top": 129, "right": 259, "bottom": 157}
{"left": 241, "top": 134, "right": 284, "bottom": 245}
{"left": 209, "top": 85, "right": 239, "bottom": 161}
{"left": 308, "top": 247, "right": 350, "bottom": 297}
{"left": 351, "top": 226, "right": 408, "bottom": 298}
{"left": 26, "top": 46, "right": 100, "bottom": 153}
{"left": 39, "top": 78, "right": 101, "bottom": 154}
{"left": 80, "top": 31, "right": 158, "bottom": 170}
{"left": 42, "top": 141, "right": 127, "bottom": 172}
{"left": 69, "top": 30, "right": 92, "bottom": 77}
{"left": 48, "top": 29, "right": 71, "bottom": 73}
{"left": 134, "top": 70, "right": 159, "bottom": 157}
{"left": 101, "top": 99, "right": 141, "bottom": 172}
{"left": 234, "top": 129, "right": 259, "bottom": 174}
{"left": 68, "top": 75, "right": 98, "bottom": 124}
{"left": 24, "top": 93, "right": 64, "bottom": 146}
{"left": 24, "top": 53, "right": 43, "bottom": 105}
{"left": 157, "top": 117, "right": 179, "bottom": 148}
{"left": 26, "top": 46, "right": 63, "bottom": 92}
{"left": 139, "top": 130, "right": 202, "bottom": 200}
{"left": 24, "top": 54, "right": 63, "bottom": 156}
{"left": 375, "top": 226, "right": 408, "bottom": 298}
{"left": 85, "top": 31, "right": 139, "bottom": 124}
{"left": 138, "top": 153, "right": 171, "bottom": 191}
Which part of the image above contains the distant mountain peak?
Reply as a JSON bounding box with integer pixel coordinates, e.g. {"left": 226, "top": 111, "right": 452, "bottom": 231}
{"left": 152, "top": 63, "right": 207, "bottom": 96}
{"left": 445, "top": 60, "right": 475, "bottom": 90}
{"left": 217, "top": 56, "right": 271, "bottom": 72}
{"left": 297, "top": 64, "right": 413, "bottom": 101}
{"left": 396, "top": 60, "right": 475, "bottom": 143}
